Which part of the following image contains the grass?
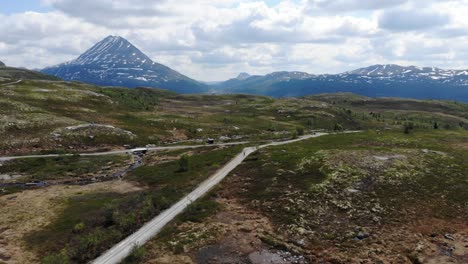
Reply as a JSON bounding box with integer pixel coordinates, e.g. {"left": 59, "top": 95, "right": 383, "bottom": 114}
{"left": 1, "top": 80, "right": 467, "bottom": 155}
{"left": 179, "top": 200, "right": 222, "bottom": 223}
{"left": 2, "top": 80, "right": 468, "bottom": 262}
{"left": 123, "top": 129, "right": 467, "bottom": 263}
{"left": 0, "top": 185, "right": 24, "bottom": 196}
{"left": 0, "top": 155, "right": 129, "bottom": 181}
{"left": 121, "top": 245, "right": 147, "bottom": 264}
{"left": 128, "top": 145, "right": 244, "bottom": 187}
{"left": 230, "top": 129, "right": 468, "bottom": 232}
{"left": 149, "top": 192, "right": 223, "bottom": 257}
{"left": 25, "top": 145, "right": 243, "bottom": 263}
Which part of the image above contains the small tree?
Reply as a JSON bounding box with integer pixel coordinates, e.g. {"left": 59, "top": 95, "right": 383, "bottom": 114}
{"left": 433, "top": 122, "right": 439, "bottom": 129}
{"left": 333, "top": 123, "right": 343, "bottom": 131}
{"left": 296, "top": 127, "right": 304, "bottom": 136}
{"left": 291, "top": 130, "right": 298, "bottom": 139}
{"left": 404, "top": 122, "right": 414, "bottom": 134}
{"left": 178, "top": 155, "right": 189, "bottom": 172}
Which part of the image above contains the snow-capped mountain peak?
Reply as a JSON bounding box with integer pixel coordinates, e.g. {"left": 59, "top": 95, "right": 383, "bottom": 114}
{"left": 42, "top": 36, "right": 208, "bottom": 93}
{"left": 71, "top": 36, "right": 152, "bottom": 67}
{"left": 345, "top": 64, "right": 467, "bottom": 81}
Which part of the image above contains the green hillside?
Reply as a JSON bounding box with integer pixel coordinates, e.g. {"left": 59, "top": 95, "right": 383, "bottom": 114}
{"left": 1, "top": 79, "right": 467, "bottom": 263}
{"left": 1, "top": 80, "right": 467, "bottom": 155}
{"left": 0, "top": 64, "right": 60, "bottom": 81}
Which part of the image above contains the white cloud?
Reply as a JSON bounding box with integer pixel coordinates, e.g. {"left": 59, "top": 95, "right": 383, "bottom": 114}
{"left": 306, "top": 0, "right": 408, "bottom": 12}
{"left": 0, "top": 0, "right": 467, "bottom": 81}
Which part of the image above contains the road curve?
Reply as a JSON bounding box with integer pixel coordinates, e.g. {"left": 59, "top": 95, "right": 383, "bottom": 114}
{"left": 1, "top": 79, "right": 22, "bottom": 86}
{"left": 0, "top": 142, "right": 248, "bottom": 162}
{"left": 92, "top": 132, "right": 332, "bottom": 264}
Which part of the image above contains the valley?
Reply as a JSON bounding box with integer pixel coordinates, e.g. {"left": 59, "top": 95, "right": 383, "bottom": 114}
{"left": 2, "top": 1, "right": 468, "bottom": 264}
{"left": 0, "top": 75, "right": 466, "bottom": 264}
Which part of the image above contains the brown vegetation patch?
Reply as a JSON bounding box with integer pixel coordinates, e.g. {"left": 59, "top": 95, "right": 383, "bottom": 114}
{"left": 0, "top": 181, "right": 142, "bottom": 263}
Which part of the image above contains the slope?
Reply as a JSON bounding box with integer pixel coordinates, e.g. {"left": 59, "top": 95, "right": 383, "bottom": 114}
{"left": 42, "top": 36, "right": 208, "bottom": 94}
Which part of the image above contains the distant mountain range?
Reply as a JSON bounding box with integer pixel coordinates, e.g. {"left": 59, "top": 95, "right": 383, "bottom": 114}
{"left": 42, "top": 36, "right": 208, "bottom": 93}
{"left": 215, "top": 65, "right": 468, "bottom": 101}
{"left": 36, "top": 36, "right": 468, "bottom": 101}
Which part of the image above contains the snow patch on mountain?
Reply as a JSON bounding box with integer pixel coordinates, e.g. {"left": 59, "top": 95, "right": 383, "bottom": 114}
{"left": 41, "top": 36, "right": 207, "bottom": 93}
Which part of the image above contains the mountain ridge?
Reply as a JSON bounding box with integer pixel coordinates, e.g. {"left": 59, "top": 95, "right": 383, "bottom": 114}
{"left": 38, "top": 36, "right": 468, "bottom": 101}
{"left": 216, "top": 64, "right": 468, "bottom": 101}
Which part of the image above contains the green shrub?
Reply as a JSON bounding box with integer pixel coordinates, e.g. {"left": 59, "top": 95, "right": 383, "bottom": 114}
{"left": 296, "top": 127, "right": 304, "bottom": 136}
{"left": 404, "top": 122, "right": 414, "bottom": 134}
{"left": 121, "top": 245, "right": 146, "bottom": 264}
{"left": 333, "top": 123, "right": 343, "bottom": 131}
{"left": 178, "top": 155, "right": 190, "bottom": 172}
{"left": 291, "top": 130, "right": 298, "bottom": 139}
{"left": 180, "top": 200, "right": 221, "bottom": 223}
{"left": 42, "top": 251, "right": 70, "bottom": 264}
{"left": 72, "top": 222, "right": 85, "bottom": 234}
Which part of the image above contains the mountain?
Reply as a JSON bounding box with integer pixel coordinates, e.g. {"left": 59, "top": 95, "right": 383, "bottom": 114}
{"left": 0, "top": 60, "right": 60, "bottom": 81}
{"left": 235, "top": 72, "right": 251, "bottom": 80}
{"left": 214, "top": 64, "right": 468, "bottom": 101}
{"left": 214, "top": 71, "right": 314, "bottom": 95}
{"left": 347, "top": 64, "right": 468, "bottom": 83}
{"left": 42, "top": 36, "right": 208, "bottom": 94}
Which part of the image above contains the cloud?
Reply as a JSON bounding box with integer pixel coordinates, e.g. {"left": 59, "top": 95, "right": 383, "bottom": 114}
{"left": 1, "top": 0, "right": 468, "bottom": 81}
{"left": 306, "top": 0, "right": 407, "bottom": 12}
{"left": 191, "top": 2, "right": 376, "bottom": 45}
{"left": 378, "top": 8, "right": 450, "bottom": 31}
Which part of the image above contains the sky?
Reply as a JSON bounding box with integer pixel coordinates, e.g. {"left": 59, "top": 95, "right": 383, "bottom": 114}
{"left": 1, "top": 0, "right": 468, "bottom": 81}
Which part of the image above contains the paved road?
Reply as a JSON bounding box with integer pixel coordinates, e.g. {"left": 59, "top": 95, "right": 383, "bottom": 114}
{"left": 92, "top": 132, "right": 331, "bottom": 264}
{"left": 1, "top": 79, "right": 22, "bottom": 86}
{"left": 0, "top": 142, "right": 248, "bottom": 162}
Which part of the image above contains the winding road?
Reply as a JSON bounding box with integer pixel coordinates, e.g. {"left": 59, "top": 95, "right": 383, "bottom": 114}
{"left": 92, "top": 132, "right": 332, "bottom": 264}
{"left": 0, "top": 142, "right": 248, "bottom": 162}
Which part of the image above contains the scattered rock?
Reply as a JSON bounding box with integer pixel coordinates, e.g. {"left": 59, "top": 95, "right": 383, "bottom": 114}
{"left": 444, "top": 233, "right": 455, "bottom": 241}
{"left": 248, "top": 250, "right": 307, "bottom": 264}
{"left": 356, "top": 231, "right": 370, "bottom": 240}
{"left": 415, "top": 242, "right": 425, "bottom": 252}
{"left": 421, "top": 149, "right": 446, "bottom": 156}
